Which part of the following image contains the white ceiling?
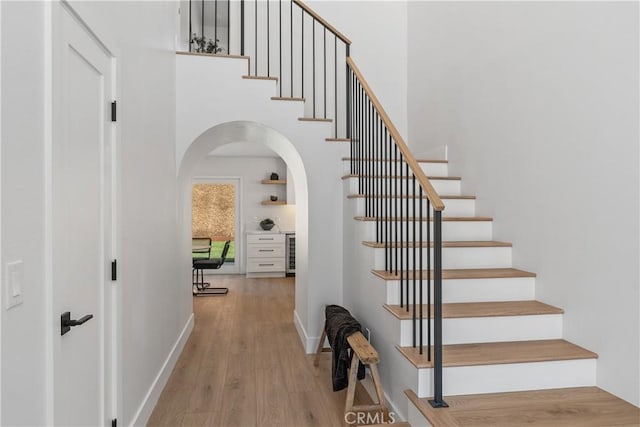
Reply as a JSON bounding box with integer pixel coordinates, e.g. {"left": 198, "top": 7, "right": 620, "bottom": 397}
{"left": 208, "top": 141, "right": 280, "bottom": 158}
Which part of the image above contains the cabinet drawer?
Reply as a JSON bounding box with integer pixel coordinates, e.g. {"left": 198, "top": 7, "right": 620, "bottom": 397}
{"left": 247, "top": 233, "right": 285, "bottom": 244}
{"left": 247, "top": 259, "right": 285, "bottom": 272}
{"left": 247, "top": 245, "right": 285, "bottom": 258}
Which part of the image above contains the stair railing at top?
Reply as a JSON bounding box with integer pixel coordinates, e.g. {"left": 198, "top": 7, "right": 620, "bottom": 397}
{"left": 186, "top": 0, "right": 447, "bottom": 408}
{"left": 187, "top": 0, "right": 351, "bottom": 139}
{"left": 346, "top": 58, "right": 447, "bottom": 409}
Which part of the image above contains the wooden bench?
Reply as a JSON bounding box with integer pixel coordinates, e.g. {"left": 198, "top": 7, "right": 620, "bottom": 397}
{"left": 314, "top": 329, "right": 390, "bottom": 426}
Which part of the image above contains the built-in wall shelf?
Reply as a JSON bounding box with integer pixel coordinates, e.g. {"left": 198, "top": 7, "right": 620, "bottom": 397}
{"left": 261, "top": 200, "right": 287, "bottom": 205}
{"left": 261, "top": 179, "right": 287, "bottom": 185}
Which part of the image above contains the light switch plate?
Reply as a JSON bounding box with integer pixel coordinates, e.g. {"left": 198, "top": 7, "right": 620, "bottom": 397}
{"left": 5, "top": 260, "right": 24, "bottom": 310}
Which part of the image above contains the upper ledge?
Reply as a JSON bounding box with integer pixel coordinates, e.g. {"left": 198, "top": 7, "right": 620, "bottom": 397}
{"left": 176, "top": 51, "right": 250, "bottom": 61}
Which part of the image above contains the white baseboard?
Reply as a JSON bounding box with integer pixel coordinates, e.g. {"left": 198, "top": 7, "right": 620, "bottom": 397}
{"left": 293, "top": 310, "right": 319, "bottom": 354}
{"left": 129, "top": 313, "right": 195, "bottom": 427}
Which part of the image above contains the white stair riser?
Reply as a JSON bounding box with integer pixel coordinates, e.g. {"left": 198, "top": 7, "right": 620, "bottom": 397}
{"left": 357, "top": 220, "right": 493, "bottom": 242}
{"left": 342, "top": 160, "right": 448, "bottom": 176}
{"left": 396, "top": 314, "right": 563, "bottom": 346}
{"left": 372, "top": 246, "right": 512, "bottom": 270}
{"left": 352, "top": 197, "right": 476, "bottom": 217}
{"left": 415, "top": 359, "right": 596, "bottom": 397}
{"left": 347, "top": 177, "right": 461, "bottom": 196}
{"left": 384, "top": 278, "right": 536, "bottom": 305}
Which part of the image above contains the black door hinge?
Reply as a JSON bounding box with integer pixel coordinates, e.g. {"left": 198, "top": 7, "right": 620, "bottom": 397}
{"left": 111, "top": 260, "right": 117, "bottom": 281}
{"left": 112, "top": 419, "right": 117, "bottom": 427}
{"left": 111, "top": 101, "right": 117, "bottom": 122}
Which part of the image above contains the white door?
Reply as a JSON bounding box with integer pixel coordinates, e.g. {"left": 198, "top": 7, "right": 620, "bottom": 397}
{"left": 52, "top": 3, "right": 115, "bottom": 425}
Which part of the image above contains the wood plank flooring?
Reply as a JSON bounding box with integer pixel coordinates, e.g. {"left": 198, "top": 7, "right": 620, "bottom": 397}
{"left": 147, "top": 276, "right": 376, "bottom": 427}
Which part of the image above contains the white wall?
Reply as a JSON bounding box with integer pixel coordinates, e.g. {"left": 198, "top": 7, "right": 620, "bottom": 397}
{"left": 193, "top": 154, "right": 296, "bottom": 273}
{"left": 2, "top": 1, "right": 184, "bottom": 425}
{"left": 1, "top": 2, "right": 48, "bottom": 425}
{"left": 308, "top": 0, "right": 408, "bottom": 139}
{"left": 176, "top": 54, "right": 348, "bottom": 352}
{"left": 407, "top": 1, "right": 639, "bottom": 405}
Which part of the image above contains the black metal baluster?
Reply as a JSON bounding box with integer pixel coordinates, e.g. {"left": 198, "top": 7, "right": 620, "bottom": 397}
{"left": 201, "top": 0, "right": 204, "bottom": 39}
{"left": 279, "top": 0, "right": 282, "bottom": 96}
{"left": 399, "top": 152, "right": 404, "bottom": 308}
{"left": 427, "top": 198, "right": 431, "bottom": 360}
{"left": 312, "top": 19, "right": 316, "bottom": 118}
{"left": 386, "top": 129, "right": 391, "bottom": 272}
{"left": 227, "top": 0, "right": 230, "bottom": 54}
{"left": 301, "top": 10, "right": 304, "bottom": 98}
{"left": 324, "top": 28, "right": 327, "bottom": 119}
{"left": 419, "top": 187, "right": 424, "bottom": 354}
{"left": 240, "top": 0, "right": 245, "bottom": 55}
{"left": 189, "top": 0, "right": 192, "bottom": 52}
{"left": 412, "top": 174, "right": 417, "bottom": 347}
{"left": 394, "top": 145, "right": 399, "bottom": 277}
{"left": 405, "top": 162, "right": 409, "bottom": 312}
{"left": 215, "top": 0, "right": 218, "bottom": 46}
{"left": 254, "top": 0, "right": 257, "bottom": 75}
{"left": 334, "top": 36, "right": 337, "bottom": 137}
{"left": 267, "top": 0, "right": 270, "bottom": 76}
{"left": 347, "top": 70, "right": 356, "bottom": 175}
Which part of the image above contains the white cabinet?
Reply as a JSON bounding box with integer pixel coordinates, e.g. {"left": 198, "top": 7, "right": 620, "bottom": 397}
{"left": 246, "top": 233, "right": 285, "bottom": 278}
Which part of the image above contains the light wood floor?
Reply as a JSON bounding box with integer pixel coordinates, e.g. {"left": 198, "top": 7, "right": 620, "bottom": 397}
{"left": 147, "top": 275, "right": 373, "bottom": 427}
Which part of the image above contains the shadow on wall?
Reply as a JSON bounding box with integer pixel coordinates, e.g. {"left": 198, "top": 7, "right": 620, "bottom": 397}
{"left": 176, "top": 120, "right": 310, "bottom": 312}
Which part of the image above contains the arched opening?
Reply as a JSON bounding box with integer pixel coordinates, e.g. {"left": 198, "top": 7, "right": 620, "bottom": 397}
{"left": 177, "top": 121, "right": 309, "bottom": 327}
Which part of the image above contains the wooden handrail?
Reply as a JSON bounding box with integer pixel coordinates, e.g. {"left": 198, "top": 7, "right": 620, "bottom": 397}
{"left": 346, "top": 57, "right": 445, "bottom": 211}
{"left": 293, "top": 0, "right": 352, "bottom": 45}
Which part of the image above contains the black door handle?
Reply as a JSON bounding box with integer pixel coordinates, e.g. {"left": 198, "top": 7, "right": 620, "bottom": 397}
{"left": 61, "top": 311, "right": 94, "bottom": 336}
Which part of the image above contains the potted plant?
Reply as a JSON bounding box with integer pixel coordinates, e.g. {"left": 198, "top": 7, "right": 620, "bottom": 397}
{"left": 190, "top": 33, "right": 223, "bottom": 54}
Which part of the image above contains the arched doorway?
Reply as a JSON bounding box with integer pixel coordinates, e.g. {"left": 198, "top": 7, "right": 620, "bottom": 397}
{"left": 177, "top": 121, "right": 309, "bottom": 326}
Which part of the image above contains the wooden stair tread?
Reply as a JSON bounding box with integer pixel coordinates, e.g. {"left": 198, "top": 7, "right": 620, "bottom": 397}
{"left": 298, "top": 117, "right": 333, "bottom": 122}
{"left": 384, "top": 301, "right": 563, "bottom": 320}
{"left": 397, "top": 339, "right": 597, "bottom": 369}
{"left": 372, "top": 268, "right": 536, "bottom": 281}
{"left": 342, "top": 174, "right": 461, "bottom": 181}
{"left": 242, "top": 75, "right": 278, "bottom": 81}
{"left": 347, "top": 194, "right": 476, "bottom": 200}
{"left": 342, "top": 157, "right": 448, "bottom": 164}
{"left": 363, "top": 240, "right": 511, "bottom": 249}
{"left": 405, "top": 387, "right": 640, "bottom": 427}
{"left": 271, "top": 96, "right": 305, "bottom": 101}
{"left": 355, "top": 216, "right": 492, "bottom": 222}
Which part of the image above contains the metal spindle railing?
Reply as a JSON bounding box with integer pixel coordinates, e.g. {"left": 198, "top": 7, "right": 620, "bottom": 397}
{"left": 347, "top": 58, "right": 447, "bottom": 408}
{"left": 187, "top": 0, "right": 350, "bottom": 138}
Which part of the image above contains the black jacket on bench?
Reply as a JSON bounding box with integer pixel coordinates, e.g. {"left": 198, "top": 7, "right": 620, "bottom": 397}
{"left": 324, "top": 305, "right": 366, "bottom": 391}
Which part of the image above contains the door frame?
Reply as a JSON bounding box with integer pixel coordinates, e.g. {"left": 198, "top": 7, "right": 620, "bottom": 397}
{"left": 44, "top": 1, "right": 120, "bottom": 424}
{"left": 192, "top": 176, "right": 243, "bottom": 274}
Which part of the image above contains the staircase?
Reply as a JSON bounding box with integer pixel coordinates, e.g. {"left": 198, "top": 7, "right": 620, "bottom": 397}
{"left": 342, "top": 155, "right": 639, "bottom": 425}
{"left": 180, "top": 1, "right": 640, "bottom": 424}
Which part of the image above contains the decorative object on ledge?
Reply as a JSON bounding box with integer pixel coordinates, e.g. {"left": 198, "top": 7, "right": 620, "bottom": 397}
{"left": 259, "top": 218, "right": 275, "bottom": 231}
{"left": 270, "top": 172, "right": 279, "bottom": 180}
{"left": 190, "top": 33, "right": 223, "bottom": 54}
{"left": 270, "top": 195, "right": 278, "bottom": 202}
